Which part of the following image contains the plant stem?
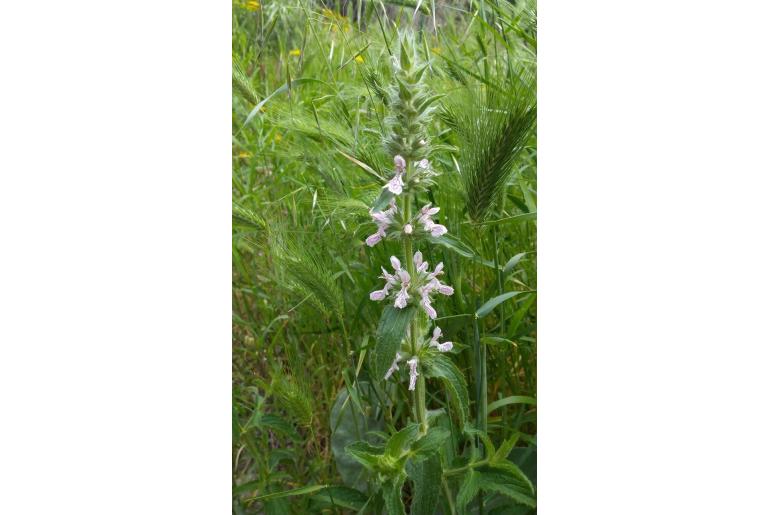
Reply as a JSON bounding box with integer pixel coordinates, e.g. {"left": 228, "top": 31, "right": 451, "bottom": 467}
{"left": 402, "top": 165, "right": 428, "bottom": 434}
{"left": 443, "top": 458, "right": 489, "bottom": 477}
{"left": 442, "top": 475, "right": 458, "bottom": 515}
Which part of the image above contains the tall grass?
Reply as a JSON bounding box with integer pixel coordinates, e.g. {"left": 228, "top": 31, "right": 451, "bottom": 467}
{"left": 233, "top": 1, "right": 536, "bottom": 513}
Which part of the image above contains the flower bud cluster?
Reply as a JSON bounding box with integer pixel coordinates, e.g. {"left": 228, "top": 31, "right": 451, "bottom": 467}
{"left": 383, "top": 36, "right": 438, "bottom": 162}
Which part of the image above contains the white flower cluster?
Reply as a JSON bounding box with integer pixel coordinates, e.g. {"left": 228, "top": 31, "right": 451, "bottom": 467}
{"left": 383, "top": 326, "right": 453, "bottom": 390}
{"left": 365, "top": 201, "right": 446, "bottom": 247}
{"left": 369, "top": 251, "right": 453, "bottom": 319}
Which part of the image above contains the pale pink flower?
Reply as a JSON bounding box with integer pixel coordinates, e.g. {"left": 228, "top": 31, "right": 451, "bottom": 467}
{"left": 429, "top": 326, "right": 453, "bottom": 352}
{"left": 366, "top": 227, "right": 386, "bottom": 247}
{"left": 370, "top": 289, "right": 388, "bottom": 301}
{"left": 366, "top": 201, "right": 397, "bottom": 247}
{"left": 384, "top": 352, "right": 403, "bottom": 380}
{"left": 417, "top": 203, "right": 447, "bottom": 237}
{"left": 385, "top": 172, "right": 405, "bottom": 195}
{"left": 403, "top": 223, "right": 413, "bottom": 234}
{"left": 429, "top": 223, "right": 447, "bottom": 237}
{"left": 406, "top": 357, "right": 419, "bottom": 391}
{"left": 420, "top": 295, "right": 437, "bottom": 319}
{"left": 385, "top": 156, "right": 407, "bottom": 195}
{"left": 393, "top": 270, "right": 411, "bottom": 308}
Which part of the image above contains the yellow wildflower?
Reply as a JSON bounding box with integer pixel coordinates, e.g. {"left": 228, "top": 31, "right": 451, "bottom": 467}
{"left": 289, "top": 49, "right": 301, "bottom": 57}
{"left": 432, "top": 47, "right": 441, "bottom": 54}
{"left": 274, "top": 133, "right": 283, "bottom": 143}
{"left": 354, "top": 55, "right": 364, "bottom": 64}
{"left": 245, "top": 0, "right": 260, "bottom": 11}
{"left": 237, "top": 151, "right": 252, "bottom": 159}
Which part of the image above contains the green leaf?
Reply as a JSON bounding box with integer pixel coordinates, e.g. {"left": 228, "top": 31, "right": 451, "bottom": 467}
{"left": 476, "top": 212, "right": 537, "bottom": 227}
{"left": 503, "top": 252, "right": 527, "bottom": 275}
{"left": 407, "top": 453, "right": 442, "bottom": 515}
{"left": 385, "top": 423, "right": 421, "bottom": 458}
{"left": 476, "top": 291, "right": 526, "bottom": 318}
{"left": 416, "top": 93, "right": 445, "bottom": 114}
{"left": 258, "top": 414, "right": 301, "bottom": 441}
{"left": 338, "top": 149, "right": 385, "bottom": 182}
{"left": 480, "top": 336, "right": 516, "bottom": 347}
{"left": 371, "top": 188, "right": 395, "bottom": 211}
{"left": 456, "top": 468, "right": 480, "bottom": 513}
{"left": 492, "top": 433, "right": 521, "bottom": 464}
{"left": 372, "top": 305, "right": 417, "bottom": 380}
{"left": 399, "top": 39, "right": 411, "bottom": 70}
{"left": 330, "top": 382, "right": 382, "bottom": 490}
{"left": 477, "top": 466, "right": 536, "bottom": 508}
{"left": 232, "top": 59, "right": 259, "bottom": 105}
{"left": 423, "top": 353, "right": 470, "bottom": 428}
{"left": 487, "top": 396, "right": 537, "bottom": 415}
{"left": 509, "top": 293, "right": 536, "bottom": 336}
{"left": 411, "top": 427, "right": 450, "bottom": 456}
{"left": 242, "top": 78, "right": 328, "bottom": 126}
{"left": 432, "top": 234, "right": 500, "bottom": 270}
{"left": 233, "top": 203, "right": 265, "bottom": 231}
{"left": 247, "top": 484, "right": 328, "bottom": 503}
{"left": 309, "top": 486, "right": 368, "bottom": 511}
{"left": 487, "top": 460, "right": 535, "bottom": 494}
{"left": 382, "top": 474, "right": 407, "bottom": 515}
{"left": 345, "top": 441, "right": 385, "bottom": 472}
{"left": 463, "top": 424, "right": 495, "bottom": 458}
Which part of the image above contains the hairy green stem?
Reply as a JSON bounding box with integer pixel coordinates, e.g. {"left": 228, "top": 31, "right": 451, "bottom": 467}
{"left": 402, "top": 165, "right": 428, "bottom": 434}
{"left": 443, "top": 458, "right": 489, "bottom": 477}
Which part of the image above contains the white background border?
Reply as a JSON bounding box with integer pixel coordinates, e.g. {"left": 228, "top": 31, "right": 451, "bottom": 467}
{"left": 1, "top": 1, "right": 769, "bottom": 513}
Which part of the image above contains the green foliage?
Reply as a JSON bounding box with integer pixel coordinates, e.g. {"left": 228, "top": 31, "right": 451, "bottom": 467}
{"left": 329, "top": 382, "right": 382, "bottom": 491}
{"left": 407, "top": 453, "right": 442, "bottom": 515}
{"left": 423, "top": 352, "right": 471, "bottom": 428}
{"left": 271, "top": 375, "right": 313, "bottom": 428}
{"left": 443, "top": 77, "right": 537, "bottom": 222}
{"left": 269, "top": 229, "right": 344, "bottom": 320}
{"left": 372, "top": 305, "right": 417, "bottom": 380}
{"left": 477, "top": 466, "right": 536, "bottom": 508}
{"left": 232, "top": 1, "right": 537, "bottom": 513}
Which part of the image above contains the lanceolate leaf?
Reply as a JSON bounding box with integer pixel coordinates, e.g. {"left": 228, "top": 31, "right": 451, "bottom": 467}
{"left": 411, "top": 427, "right": 450, "bottom": 456}
{"left": 423, "top": 353, "right": 470, "bottom": 428}
{"left": 408, "top": 453, "right": 442, "bottom": 515}
{"left": 476, "top": 291, "right": 526, "bottom": 318}
{"left": 309, "top": 486, "right": 369, "bottom": 511}
{"left": 385, "top": 423, "right": 421, "bottom": 458}
{"left": 477, "top": 466, "right": 536, "bottom": 507}
{"left": 455, "top": 468, "right": 481, "bottom": 513}
{"left": 345, "top": 441, "right": 384, "bottom": 471}
{"left": 382, "top": 474, "right": 407, "bottom": 515}
{"left": 487, "top": 395, "right": 537, "bottom": 415}
{"left": 492, "top": 433, "right": 521, "bottom": 464}
{"left": 503, "top": 252, "right": 527, "bottom": 275}
{"left": 247, "top": 484, "right": 328, "bottom": 503}
{"left": 509, "top": 293, "right": 536, "bottom": 335}
{"left": 372, "top": 305, "right": 417, "bottom": 381}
